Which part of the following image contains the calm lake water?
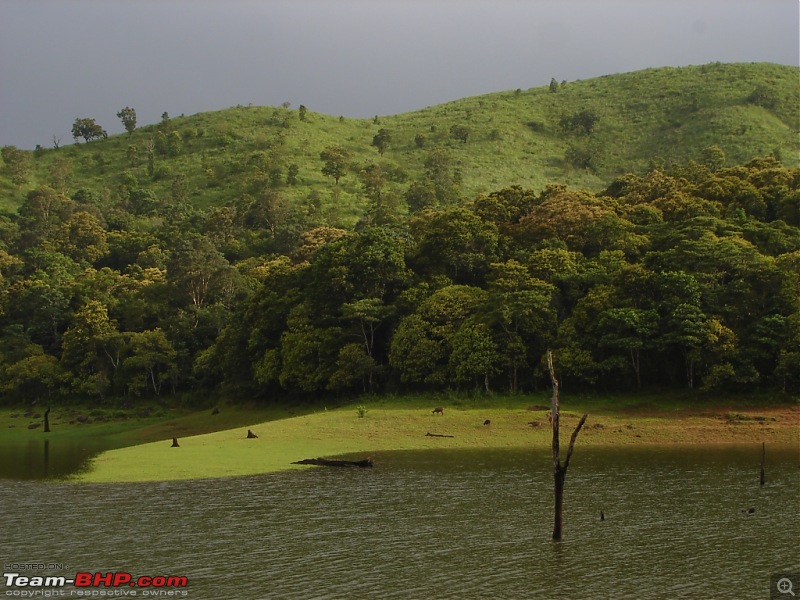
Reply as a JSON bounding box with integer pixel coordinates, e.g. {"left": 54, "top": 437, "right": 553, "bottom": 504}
{"left": 0, "top": 445, "right": 798, "bottom": 599}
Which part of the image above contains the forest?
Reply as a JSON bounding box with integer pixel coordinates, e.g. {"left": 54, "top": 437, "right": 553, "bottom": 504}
{"left": 0, "top": 154, "right": 797, "bottom": 404}
{"left": 0, "top": 64, "right": 798, "bottom": 405}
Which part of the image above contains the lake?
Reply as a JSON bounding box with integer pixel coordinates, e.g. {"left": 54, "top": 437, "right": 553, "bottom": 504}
{"left": 0, "top": 445, "right": 798, "bottom": 599}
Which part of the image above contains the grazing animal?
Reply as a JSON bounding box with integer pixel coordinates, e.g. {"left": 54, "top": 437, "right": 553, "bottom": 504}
{"left": 432, "top": 406, "right": 444, "bottom": 415}
{"left": 211, "top": 407, "right": 220, "bottom": 415}
{"left": 483, "top": 419, "right": 491, "bottom": 426}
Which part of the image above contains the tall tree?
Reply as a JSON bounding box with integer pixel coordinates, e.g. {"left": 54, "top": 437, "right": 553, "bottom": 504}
{"left": 372, "top": 129, "right": 392, "bottom": 156}
{"left": 122, "top": 329, "right": 177, "bottom": 396}
{"left": 320, "top": 145, "right": 351, "bottom": 185}
{"left": 485, "top": 260, "right": 557, "bottom": 391}
{"left": 278, "top": 306, "right": 341, "bottom": 392}
{"left": 166, "top": 235, "right": 230, "bottom": 311}
{"left": 340, "top": 297, "right": 392, "bottom": 392}
{"left": 116, "top": 107, "right": 137, "bottom": 134}
{"left": 411, "top": 207, "right": 499, "bottom": 283}
{"left": 389, "top": 285, "right": 486, "bottom": 385}
{"left": 1, "top": 146, "right": 33, "bottom": 188}
{"left": 53, "top": 211, "right": 109, "bottom": 265}
{"left": 449, "top": 321, "right": 500, "bottom": 391}
{"left": 597, "top": 307, "right": 659, "bottom": 389}
{"left": 60, "top": 300, "right": 119, "bottom": 396}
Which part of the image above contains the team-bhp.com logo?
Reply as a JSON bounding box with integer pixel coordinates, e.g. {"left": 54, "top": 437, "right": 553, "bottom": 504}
{"left": 4, "top": 572, "right": 188, "bottom": 596}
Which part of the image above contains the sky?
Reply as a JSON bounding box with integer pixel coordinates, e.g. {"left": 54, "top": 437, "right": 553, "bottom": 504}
{"left": 0, "top": 0, "right": 798, "bottom": 149}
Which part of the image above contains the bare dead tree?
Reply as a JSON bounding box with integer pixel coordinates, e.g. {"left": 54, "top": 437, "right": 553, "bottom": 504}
{"left": 547, "top": 350, "right": 588, "bottom": 541}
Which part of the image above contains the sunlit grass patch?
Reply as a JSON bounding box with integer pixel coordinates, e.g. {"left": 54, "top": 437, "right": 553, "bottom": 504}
{"left": 72, "top": 399, "right": 798, "bottom": 483}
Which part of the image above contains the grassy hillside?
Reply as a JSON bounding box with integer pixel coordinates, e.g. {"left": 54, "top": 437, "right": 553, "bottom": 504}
{"left": 1, "top": 62, "right": 798, "bottom": 221}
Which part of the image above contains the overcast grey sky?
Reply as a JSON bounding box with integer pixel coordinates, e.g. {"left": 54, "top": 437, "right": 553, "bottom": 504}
{"left": 1, "top": 0, "right": 797, "bottom": 149}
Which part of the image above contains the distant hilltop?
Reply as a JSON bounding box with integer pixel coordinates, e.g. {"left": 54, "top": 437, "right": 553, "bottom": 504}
{"left": 2, "top": 62, "right": 797, "bottom": 216}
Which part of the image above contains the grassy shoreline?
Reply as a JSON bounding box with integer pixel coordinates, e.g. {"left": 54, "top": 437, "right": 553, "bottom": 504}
{"left": 2, "top": 396, "right": 797, "bottom": 483}
{"left": 0, "top": 395, "right": 800, "bottom": 483}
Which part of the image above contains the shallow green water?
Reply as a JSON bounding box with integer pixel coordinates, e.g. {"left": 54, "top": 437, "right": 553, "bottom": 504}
{"left": 1, "top": 445, "right": 798, "bottom": 599}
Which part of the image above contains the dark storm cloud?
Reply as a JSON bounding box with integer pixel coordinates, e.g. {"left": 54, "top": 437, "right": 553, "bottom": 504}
{"left": 0, "top": 0, "right": 797, "bottom": 148}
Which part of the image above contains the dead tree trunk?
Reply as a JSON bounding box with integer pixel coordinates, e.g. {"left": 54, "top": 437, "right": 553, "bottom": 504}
{"left": 43, "top": 407, "right": 51, "bottom": 433}
{"left": 547, "top": 351, "right": 588, "bottom": 541}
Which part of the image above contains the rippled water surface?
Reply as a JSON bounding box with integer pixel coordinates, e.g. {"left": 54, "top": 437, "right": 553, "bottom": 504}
{"left": 1, "top": 446, "right": 798, "bottom": 599}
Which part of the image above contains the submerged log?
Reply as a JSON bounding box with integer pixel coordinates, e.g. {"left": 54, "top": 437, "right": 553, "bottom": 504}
{"left": 292, "top": 457, "right": 373, "bottom": 468}
{"left": 425, "top": 432, "right": 454, "bottom": 438}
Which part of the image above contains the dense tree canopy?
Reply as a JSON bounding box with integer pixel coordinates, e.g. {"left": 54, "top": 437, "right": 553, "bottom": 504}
{"left": 0, "top": 154, "right": 798, "bottom": 405}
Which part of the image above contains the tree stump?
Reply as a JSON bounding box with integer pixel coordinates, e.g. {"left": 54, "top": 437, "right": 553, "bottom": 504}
{"left": 247, "top": 429, "right": 258, "bottom": 439}
{"left": 171, "top": 437, "right": 180, "bottom": 447}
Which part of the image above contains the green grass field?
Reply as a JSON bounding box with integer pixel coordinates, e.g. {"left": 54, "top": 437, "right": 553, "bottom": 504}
{"left": 3, "top": 392, "right": 791, "bottom": 483}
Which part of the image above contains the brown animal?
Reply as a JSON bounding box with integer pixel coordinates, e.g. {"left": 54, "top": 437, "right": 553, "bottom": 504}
{"left": 432, "top": 406, "right": 444, "bottom": 415}
{"left": 483, "top": 419, "right": 491, "bottom": 426}
{"left": 246, "top": 429, "right": 258, "bottom": 439}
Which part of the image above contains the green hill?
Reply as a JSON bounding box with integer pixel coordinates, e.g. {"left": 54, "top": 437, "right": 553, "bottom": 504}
{"left": 0, "top": 63, "right": 798, "bottom": 405}
{"left": 2, "top": 62, "right": 798, "bottom": 220}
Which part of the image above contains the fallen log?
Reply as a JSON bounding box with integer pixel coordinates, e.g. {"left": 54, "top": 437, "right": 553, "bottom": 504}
{"left": 292, "top": 457, "right": 373, "bottom": 468}
{"left": 425, "top": 432, "right": 454, "bottom": 438}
